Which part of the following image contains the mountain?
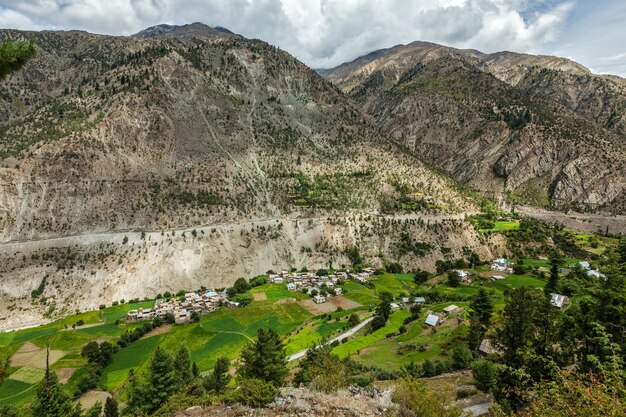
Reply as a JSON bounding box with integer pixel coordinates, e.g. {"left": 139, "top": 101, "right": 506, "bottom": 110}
{"left": 321, "top": 42, "right": 626, "bottom": 211}
{"left": 0, "top": 27, "right": 502, "bottom": 329}
{"left": 134, "top": 22, "right": 239, "bottom": 39}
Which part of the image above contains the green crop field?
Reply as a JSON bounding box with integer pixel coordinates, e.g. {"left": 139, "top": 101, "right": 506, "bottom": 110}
{"left": 486, "top": 275, "right": 546, "bottom": 290}
{"left": 0, "top": 379, "right": 36, "bottom": 405}
{"left": 249, "top": 284, "right": 308, "bottom": 301}
{"left": 479, "top": 220, "right": 520, "bottom": 232}
{"left": 100, "top": 334, "right": 164, "bottom": 390}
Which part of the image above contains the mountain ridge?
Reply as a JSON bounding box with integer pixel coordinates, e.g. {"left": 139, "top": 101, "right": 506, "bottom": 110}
{"left": 321, "top": 41, "right": 626, "bottom": 211}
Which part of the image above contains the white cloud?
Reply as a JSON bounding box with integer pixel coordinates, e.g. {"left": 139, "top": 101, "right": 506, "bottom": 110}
{"left": 0, "top": 0, "right": 587, "bottom": 69}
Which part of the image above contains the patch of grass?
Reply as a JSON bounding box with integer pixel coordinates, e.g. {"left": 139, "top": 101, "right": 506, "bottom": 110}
{"left": 8, "top": 367, "right": 45, "bottom": 384}
{"left": 333, "top": 309, "right": 410, "bottom": 359}
{"left": 485, "top": 275, "right": 546, "bottom": 290}
{"left": 100, "top": 334, "right": 164, "bottom": 390}
{"left": 479, "top": 221, "right": 520, "bottom": 233}
{"left": 0, "top": 379, "right": 35, "bottom": 405}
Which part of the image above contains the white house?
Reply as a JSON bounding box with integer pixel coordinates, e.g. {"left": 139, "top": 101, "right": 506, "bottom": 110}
{"left": 313, "top": 295, "right": 326, "bottom": 304}
{"left": 443, "top": 305, "right": 459, "bottom": 315}
{"left": 455, "top": 270, "right": 470, "bottom": 280}
{"left": 550, "top": 293, "right": 568, "bottom": 308}
{"left": 425, "top": 314, "right": 440, "bottom": 327}
{"left": 272, "top": 276, "right": 284, "bottom": 284}
{"left": 491, "top": 275, "right": 506, "bottom": 281}
{"left": 334, "top": 287, "right": 343, "bottom": 296}
{"left": 414, "top": 297, "right": 426, "bottom": 304}
{"left": 286, "top": 282, "right": 296, "bottom": 291}
{"left": 587, "top": 270, "right": 607, "bottom": 280}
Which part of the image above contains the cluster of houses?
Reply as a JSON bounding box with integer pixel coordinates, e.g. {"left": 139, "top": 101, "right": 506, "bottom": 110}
{"left": 272, "top": 268, "right": 377, "bottom": 303}
{"left": 490, "top": 258, "right": 514, "bottom": 274}
{"left": 424, "top": 304, "right": 460, "bottom": 327}
{"left": 575, "top": 261, "right": 607, "bottom": 280}
{"left": 126, "top": 290, "right": 239, "bottom": 324}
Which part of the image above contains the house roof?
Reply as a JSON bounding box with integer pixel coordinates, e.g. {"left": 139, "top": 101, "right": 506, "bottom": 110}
{"left": 443, "top": 305, "right": 459, "bottom": 313}
{"left": 414, "top": 297, "right": 426, "bottom": 303}
{"left": 425, "top": 314, "right": 439, "bottom": 326}
{"left": 479, "top": 339, "right": 498, "bottom": 355}
{"left": 550, "top": 293, "right": 567, "bottom": 308}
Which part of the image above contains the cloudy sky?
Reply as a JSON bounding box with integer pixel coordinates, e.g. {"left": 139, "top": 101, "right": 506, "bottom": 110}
{"left": 1, "top": 0, "right": 625, "bottom": 75}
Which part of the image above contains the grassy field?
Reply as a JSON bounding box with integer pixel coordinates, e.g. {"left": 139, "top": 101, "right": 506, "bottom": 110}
{"left": 479, "top": 220, "right": 520, "bottom": 233}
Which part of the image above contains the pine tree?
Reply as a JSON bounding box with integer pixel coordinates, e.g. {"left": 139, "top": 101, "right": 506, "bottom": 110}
{"left": 468, "top": 288, "right": 494, "bottom": 351}
{"left": 31, "top": 348, "right": 81, "bottom": 417}
{"left": 469, "top": 288, "right": 493, "bottom": 326}
{"left": 546, "top": 252, "right": 564, "bottom": 293}
{"left": 495, "top": 287, "right": 541, "bottom": 367}
{"left": 104, "top": 396, "right": 119, "bottom": 417}
{"left": 129, "top": 347, "right": 178, "bottom": 414}
{"left": 191, "top": 361, "right": 200, "bottom": 378}
{"left": 0, "top": 40, "right": 37, "bottom": 80}
{"left": 239, "top": 328, "right": 287, "bottom": 386}
{"left": 173, "top": 346, "right": 192, "bottom": 386}
{"left": 205, "top": 357, "right": 230, "bottom": 393}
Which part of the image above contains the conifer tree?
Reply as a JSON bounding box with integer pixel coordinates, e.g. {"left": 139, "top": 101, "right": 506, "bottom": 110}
{"left": 104, "top": 396, "right": 119, "bottom": 417}
{"left": 31, "top": 348, "right": 81, "bottom": 417}
{"left": 239, "top": 328, "right": 287, "bottom": 386}
{"left": 173, "top": 346, "right": 192, "bottom": 386}
{"left": 0, "top": 39, "right": 37, "bottom": 80}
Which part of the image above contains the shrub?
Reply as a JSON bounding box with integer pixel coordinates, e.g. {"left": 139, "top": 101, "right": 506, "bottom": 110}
{"left": 224, "top": 378, "right": 279, "bottom": 408}
{"left": 472, "top": 360, "right": 496, "bottom": 393}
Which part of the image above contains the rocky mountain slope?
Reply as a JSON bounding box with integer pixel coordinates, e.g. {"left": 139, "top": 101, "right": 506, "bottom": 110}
{"left": 321, "top": 42, "right": 626, "bottom": 212}
{"left": 0, "top": 25, "right": 505, "bottom": 328}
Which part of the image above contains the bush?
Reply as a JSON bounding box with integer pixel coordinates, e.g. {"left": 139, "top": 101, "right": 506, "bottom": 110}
{"left": 224, "top": 378, "right": 279, "bottom": 408}
{"left": 472, "top": 360, "right": 496, "bottom": 393}
{"left": 451, "top": 345, "right": 473, "bottom": 370}
{"left": 99, "top": 304, "right": 106, "bottom": 310}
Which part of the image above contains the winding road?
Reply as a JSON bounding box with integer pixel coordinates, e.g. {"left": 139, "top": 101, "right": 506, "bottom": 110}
{"left": 287, "top": 316, "right": 374, "bottom": 362}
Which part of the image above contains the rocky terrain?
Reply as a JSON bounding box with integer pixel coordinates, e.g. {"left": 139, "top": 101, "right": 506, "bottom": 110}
{"left": 2, "top": 24, "right": 624, "bottom": 329}
{"left": 0, "top": 24, "right": 505, "bottom": 329}
{"left": 321, "top": 42, "right": 626, "bottom": 211}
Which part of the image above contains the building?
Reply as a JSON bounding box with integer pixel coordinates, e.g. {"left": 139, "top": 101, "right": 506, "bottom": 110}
{"left": 491, "top": 275, "right": 505, "bottom": 281}
{"left": 286, "top": 282, "right": 296, "bottom": 291}
{"left": 414, "top": 297, "right": 426, "bottom": 304}
{"left": 313, "top": 295, "right": 326, "bottom": 304}
{"left": 577, "top": 261, "right": 591, "bottom": 270}
{"left": 550, "top": 293, "right": 568, "bottom": 308}
{"left": 478, "top": 339, "right": 498, "bottom": 356}
{"left": 455, "top": 270, "right": 470, "bottom": 280}
{"left": 493, "top": 258, "right": 510, "bottom": 267}
{"left": 334, "top": 287, "right": 343, "bottom": 296}
{"left": 587, "top": 270, "right": 607, "bottom": 280}
{"left": 425, "top": 314, "right": 440, "bottom": 327}
{"left": 390, "top": 303, "right": 400, "bottom": 310}
{"left": 443, "top": 305, "right": 459, "bottom": 315}
{"left": 491, "top": 258, "right": 512, "bottom": 272}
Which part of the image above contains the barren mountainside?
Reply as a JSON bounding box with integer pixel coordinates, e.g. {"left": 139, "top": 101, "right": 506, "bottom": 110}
{"left": 0, "top": 25, "right": 502, "bottom": 329}
{"left": 321, "top": 42, "right": 626, "bottom": 212}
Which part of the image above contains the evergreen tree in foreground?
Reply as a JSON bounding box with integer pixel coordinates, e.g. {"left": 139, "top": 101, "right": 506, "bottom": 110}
{"left": 239, "top": 328, "right": 287, "bottom": 386}
{"left": 31, "top": 348, "right": 81, "bottom": 417}
{"left": 0, "top": 39, "right": 37, "bottom": 80}
{"left": 104, "top": 396, "right": 119, "bottom": 417}
{"left": 128, "top": 347, "right": 178, "bottom": 414}
{"left": 173, "top": 346, "right": 192, "bottom": 386}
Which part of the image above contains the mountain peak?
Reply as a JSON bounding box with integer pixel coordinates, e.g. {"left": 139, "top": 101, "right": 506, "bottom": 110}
{"left": 134, "top": 22, "right": 239, "bottom": 40}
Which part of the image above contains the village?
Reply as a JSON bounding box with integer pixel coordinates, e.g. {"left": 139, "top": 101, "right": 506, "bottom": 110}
{"left": 126, "top": 290, "right": 239, "bottom": 324}
{"left": 268, "top": 268, "right": 378, "bottom": 303}
{"left": 125, "top": 257, "right": 604, "bottom": 324}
